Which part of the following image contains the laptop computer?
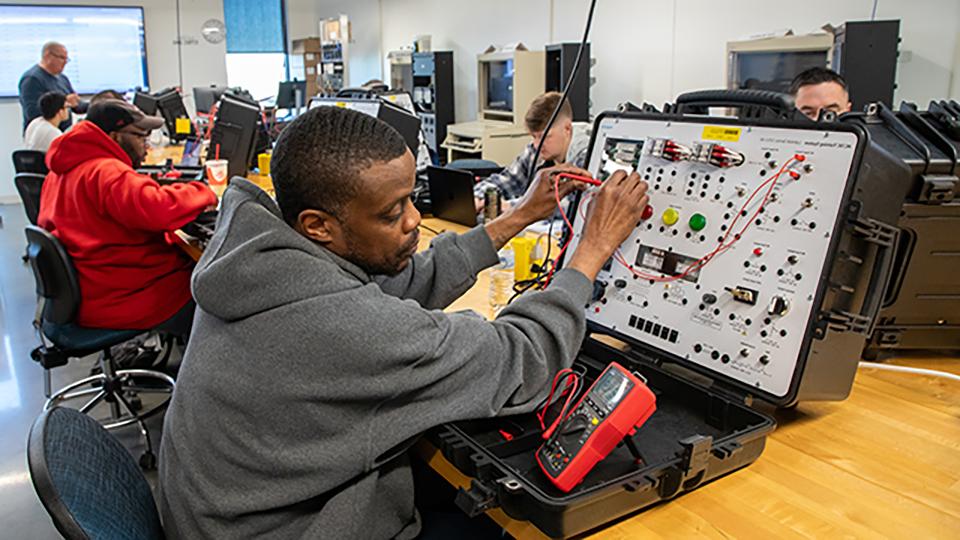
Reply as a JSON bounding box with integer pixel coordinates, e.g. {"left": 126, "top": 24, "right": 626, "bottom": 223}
{"left": 180, "top": 138, "right": 203, "bottom": 167}
{"left": 427, "top": 166, "right": 478, "bottom": 227}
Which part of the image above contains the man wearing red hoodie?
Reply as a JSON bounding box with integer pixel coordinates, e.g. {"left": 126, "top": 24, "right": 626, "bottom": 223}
{"left": 39, "top": 99, "right": 217, "bottom": 336}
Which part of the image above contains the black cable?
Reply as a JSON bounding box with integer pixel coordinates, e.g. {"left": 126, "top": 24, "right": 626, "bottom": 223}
{"left": 418, "top": 223, "right": 442, "bottom": 236}
{"left": 525, "top": 0, "right": 598, "bottom": 288}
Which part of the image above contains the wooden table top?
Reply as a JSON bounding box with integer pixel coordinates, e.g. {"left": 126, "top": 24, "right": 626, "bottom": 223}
{"left": 155, "top": 144, "right": 959, "bottom": 538}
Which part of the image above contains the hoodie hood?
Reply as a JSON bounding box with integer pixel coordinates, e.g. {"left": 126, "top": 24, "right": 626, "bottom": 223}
{"left": 191, "top": 178, "right": 371, "bottom": 322}
{"left": 47, "top": 120, "right": 132, "bottom": 174}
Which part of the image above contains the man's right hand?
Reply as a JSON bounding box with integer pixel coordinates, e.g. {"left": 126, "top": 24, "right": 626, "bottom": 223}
{"left": 65, "top": 93, "right": 80, "bottom": 108}
{"left": 566, "top": 170, "right": 649, "bottom": 281}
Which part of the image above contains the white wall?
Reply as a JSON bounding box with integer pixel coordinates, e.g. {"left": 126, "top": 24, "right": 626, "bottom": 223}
{"left": 0, "top": 0, "right": 227, "bottom": 202}
{"left": 379, "top": 0, "right": 959, "bottom": 119}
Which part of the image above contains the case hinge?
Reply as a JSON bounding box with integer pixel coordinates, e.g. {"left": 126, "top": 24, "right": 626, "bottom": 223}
{"left": 454, "top": 480, "right": 499, "bottom": 518}
{"left": 823, "top": 310, "right": 873, "bottom": 334}
{"left": 848, "top": 209, "right": 898, "bottom": 249}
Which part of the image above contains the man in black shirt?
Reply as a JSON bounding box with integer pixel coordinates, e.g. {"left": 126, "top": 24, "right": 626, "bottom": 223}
{"left": 18, "top": 41, "right": 88, "bottom": 132}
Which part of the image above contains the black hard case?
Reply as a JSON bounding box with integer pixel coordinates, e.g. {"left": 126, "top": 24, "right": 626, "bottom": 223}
{"left": 429, "top": 110, "right": 908, "bottom": 538}
{"left": 845, "top": 102, "right": 960, "bottom": 356}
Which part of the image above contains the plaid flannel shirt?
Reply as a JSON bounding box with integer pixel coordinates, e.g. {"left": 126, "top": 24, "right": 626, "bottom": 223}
{"left": 473, "top": 142, "right": 589, "bottom": 205}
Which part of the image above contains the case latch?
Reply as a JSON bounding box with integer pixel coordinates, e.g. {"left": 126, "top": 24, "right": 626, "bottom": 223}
{"left": 679, "top": 434, "right": 712, "bottom": 476}
{"left": 658, "top": 434, "right": 714, "bottom": 499}
{"left": 917, "top": 174, "right": 958, "bottom": 204}
{"left": 454, "top": 480, "right": 499, "bottom": 517}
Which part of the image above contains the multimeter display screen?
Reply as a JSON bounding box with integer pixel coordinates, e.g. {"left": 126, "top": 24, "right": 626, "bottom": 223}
{"left": 593, "top": 368, "right": 633, "bottom": 407}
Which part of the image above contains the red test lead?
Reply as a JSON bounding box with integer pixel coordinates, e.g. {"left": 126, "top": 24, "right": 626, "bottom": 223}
{"left": 557, "top": 172, "right": 602, "bottom": 186}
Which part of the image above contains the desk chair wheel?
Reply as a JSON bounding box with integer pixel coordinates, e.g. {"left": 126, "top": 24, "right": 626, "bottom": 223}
{"left": 139, "top": 451, "right": 158, "bottom": 471}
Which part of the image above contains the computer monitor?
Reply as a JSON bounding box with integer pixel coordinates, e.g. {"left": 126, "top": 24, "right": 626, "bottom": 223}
{"left": 484, "top": 59, "right": 514, "bottom": 112}
{"left": 206, "top": 94, "right": 261, "bottom": 179}
{"left": 194, "top": 85, "right": 227, "bottom": 114}
{"left": 133, "top": 91, "right": 158, "bottom": 116}
{"left": 156, "top": 89, "right": 193, "bottom": 142}
{"left": 380, "top": 90, "right": 416, "bottom": 114}
{"left": 276, "top": 80, "right": 307, "bottom": 110}
{"left": 308, "top": 97, "right": 421, "bottom": 154}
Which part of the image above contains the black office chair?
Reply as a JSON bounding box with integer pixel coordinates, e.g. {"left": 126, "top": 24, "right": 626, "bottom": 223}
{"left": 25, "top": 225, "right": 174, "bottom": 469}
{"left": 447, "top": 159, "right": 504, "bottom": 179}
{"left": 28, "top": 407, "right": 164, "bottom": 540}
{"left": 15, "top": 172, "right": 45, "bottom": 225}
{"left": 13, "top": 149, "right": 48, "bottom": 174}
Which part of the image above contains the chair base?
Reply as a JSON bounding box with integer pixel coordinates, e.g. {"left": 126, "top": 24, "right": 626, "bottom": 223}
{"left": 44, "top": 367, "right": 174, "bottom": 470}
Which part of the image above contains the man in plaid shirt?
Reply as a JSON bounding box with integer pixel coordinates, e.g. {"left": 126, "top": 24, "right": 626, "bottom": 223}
{"left": 474, "top": 92, "right": 588, "bottom": 210}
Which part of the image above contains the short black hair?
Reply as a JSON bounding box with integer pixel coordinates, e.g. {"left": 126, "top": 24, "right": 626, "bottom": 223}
{"left": 39, "top": 91, "right": 66, "bottom": 120}
{"left": 90, "top": 89, "right": 124, "bottom": 105}
{"left": 271, "top": 106, "right": 408, "bottom": 225}
{"left": 789, "top": 67, "right": 848, "bottom": 95}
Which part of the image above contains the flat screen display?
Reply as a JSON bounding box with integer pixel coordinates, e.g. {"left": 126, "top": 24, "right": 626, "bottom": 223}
{"left": 592, "top": 368, "right": 633, "bottom": 408}
{"left": 0, "top": 4, "right": 148, "bottom": 98}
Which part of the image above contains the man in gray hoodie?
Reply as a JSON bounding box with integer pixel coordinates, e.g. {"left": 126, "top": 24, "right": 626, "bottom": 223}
{"left": 158, "top": 106, "right": 649, "bottom": 538}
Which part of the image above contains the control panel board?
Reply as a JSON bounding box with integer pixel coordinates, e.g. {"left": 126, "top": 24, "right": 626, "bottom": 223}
{"left": 565, "top": 116, "right": 861, "bottom": 398}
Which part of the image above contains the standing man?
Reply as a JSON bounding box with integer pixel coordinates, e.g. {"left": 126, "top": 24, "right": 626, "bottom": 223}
{"left": 789, "top": 67, "right": 852, "bottom": 121}
{"left": 19, "top": 41, "right": 87, "bottom": 132}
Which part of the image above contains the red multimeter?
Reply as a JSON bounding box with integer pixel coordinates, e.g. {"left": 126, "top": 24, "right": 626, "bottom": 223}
{"left": 536, "top": 362, "right": 657, "bottom": 492}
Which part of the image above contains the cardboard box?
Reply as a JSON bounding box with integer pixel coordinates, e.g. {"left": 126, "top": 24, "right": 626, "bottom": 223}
{"left": 291, "top": 37, "right": 321, "bottom": 54}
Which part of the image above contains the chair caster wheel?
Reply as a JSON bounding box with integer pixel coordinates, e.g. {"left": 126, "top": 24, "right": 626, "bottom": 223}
{"left": 139, "top": 451, "right": 157, "bottom": 470}
{"left": 126, "top": 392, "right": 143, "bottom": 412}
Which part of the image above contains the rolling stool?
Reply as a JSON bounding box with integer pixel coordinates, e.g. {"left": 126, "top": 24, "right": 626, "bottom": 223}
{"left": 25, "top": 226, "right": 175, "bottom": 469}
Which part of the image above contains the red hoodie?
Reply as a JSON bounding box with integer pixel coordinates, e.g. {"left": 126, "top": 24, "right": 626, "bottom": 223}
{"left": 39, "top": 121, "right": 217, "bottom": 330}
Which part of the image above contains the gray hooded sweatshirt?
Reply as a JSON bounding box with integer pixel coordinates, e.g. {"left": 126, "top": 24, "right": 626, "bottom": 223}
{"left": 158, "top": 179, "right": 593, "bottom": 539}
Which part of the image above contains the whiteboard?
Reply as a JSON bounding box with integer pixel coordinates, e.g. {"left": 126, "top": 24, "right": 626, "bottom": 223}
{"left": 0, "top": 4, "right": 148, "bottom": 97}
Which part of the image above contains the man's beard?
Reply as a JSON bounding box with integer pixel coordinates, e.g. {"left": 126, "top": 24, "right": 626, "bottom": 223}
{"left": 118, "top": 138, "right": 142, "bottom": 168}
{"left": 343, "top": 228, "right": 420, "bottom": 277}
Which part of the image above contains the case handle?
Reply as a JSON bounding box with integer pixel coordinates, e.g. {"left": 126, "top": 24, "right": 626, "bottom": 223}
{"left": 674, "top": 89, "right": 795, "bottom": 114}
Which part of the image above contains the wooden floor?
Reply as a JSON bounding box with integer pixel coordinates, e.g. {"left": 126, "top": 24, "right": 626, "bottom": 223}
{"left": 416, "top": 219, "right": 960, "bottom": 540}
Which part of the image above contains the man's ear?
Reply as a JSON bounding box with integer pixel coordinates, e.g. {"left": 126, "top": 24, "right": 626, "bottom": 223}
{"left": 296, "top": 208, "right": 341, "bottom": 245}
{"left": 109, "top": 131, "right": 123, "bottom": 145}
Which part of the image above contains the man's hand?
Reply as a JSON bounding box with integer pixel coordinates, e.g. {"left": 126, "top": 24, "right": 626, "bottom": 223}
{"left": 65, "top": 93, "right": 80, "bottom": 108}
{"left": 511, "top": 164, "right": 591, "bottom": 224}
{"left": 567, "top": 170, "right": 649, "bottom": 280}
{"left": 483, "top": 165, "right": 592, "bottom": 251}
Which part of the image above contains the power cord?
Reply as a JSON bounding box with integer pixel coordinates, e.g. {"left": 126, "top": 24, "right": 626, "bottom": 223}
{"left": 858, "top": 362, "right": 960, "bottom": 383}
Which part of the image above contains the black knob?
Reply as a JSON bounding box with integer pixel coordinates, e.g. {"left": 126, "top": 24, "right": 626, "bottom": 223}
{"left": 759, "top": 355, "right": 770, "bottom": 365}
{"left": 614, "top": 279, "right": 627, "bottom": 289}
{"left": 702, "top": 293, "right": 718, "bottom": 305}
{"left": 591, "top": 281, "right": 607, "bottom": 302}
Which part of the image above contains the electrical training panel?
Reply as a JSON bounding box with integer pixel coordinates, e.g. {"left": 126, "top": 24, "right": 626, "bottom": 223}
{"left": 566, "top": 116, "right": 860, "bottom": 399}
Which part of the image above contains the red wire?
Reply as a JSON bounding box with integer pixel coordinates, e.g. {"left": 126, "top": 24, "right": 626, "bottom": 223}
{"left": 612, "top": 157, "right": 796, "bottom": 282}
{"left": 544, "top": 155, "right": 797, "bottom": 288}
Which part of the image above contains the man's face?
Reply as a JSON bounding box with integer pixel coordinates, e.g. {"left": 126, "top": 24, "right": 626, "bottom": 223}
{"left": 338, "top": 150, "right": 421, "bottom": 276}
{"left": 795, "top": 82, "right": 852, "bottom": 120}
{"left": 111, "top": 127, "right": 150, "bottom": 168}
{"left": 531, "top": 116, "right": 573, "bottom": 163}
{"left": 44, "top": 46, "right": 69, "bottom": 74}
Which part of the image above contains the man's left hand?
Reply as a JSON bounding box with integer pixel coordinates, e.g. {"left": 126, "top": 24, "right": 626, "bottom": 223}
{"left": 511, "top": 164, "right": 592, "bottom": 224}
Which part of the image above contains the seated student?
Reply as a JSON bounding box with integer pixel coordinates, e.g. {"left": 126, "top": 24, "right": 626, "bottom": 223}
{"left": 474, "top": 91, "right": 587, "bottom": 209}
{"left": 790, "top": 67, "right": 852, "bottom": 120}
{"left": 38, "top": 99, "right": 216, "bottom": 337}
{"left": 23, "top": 91, "right": 69, "bottom": 152}
{"left": 158, "top": 106, "right": 649, "bottom": 538}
